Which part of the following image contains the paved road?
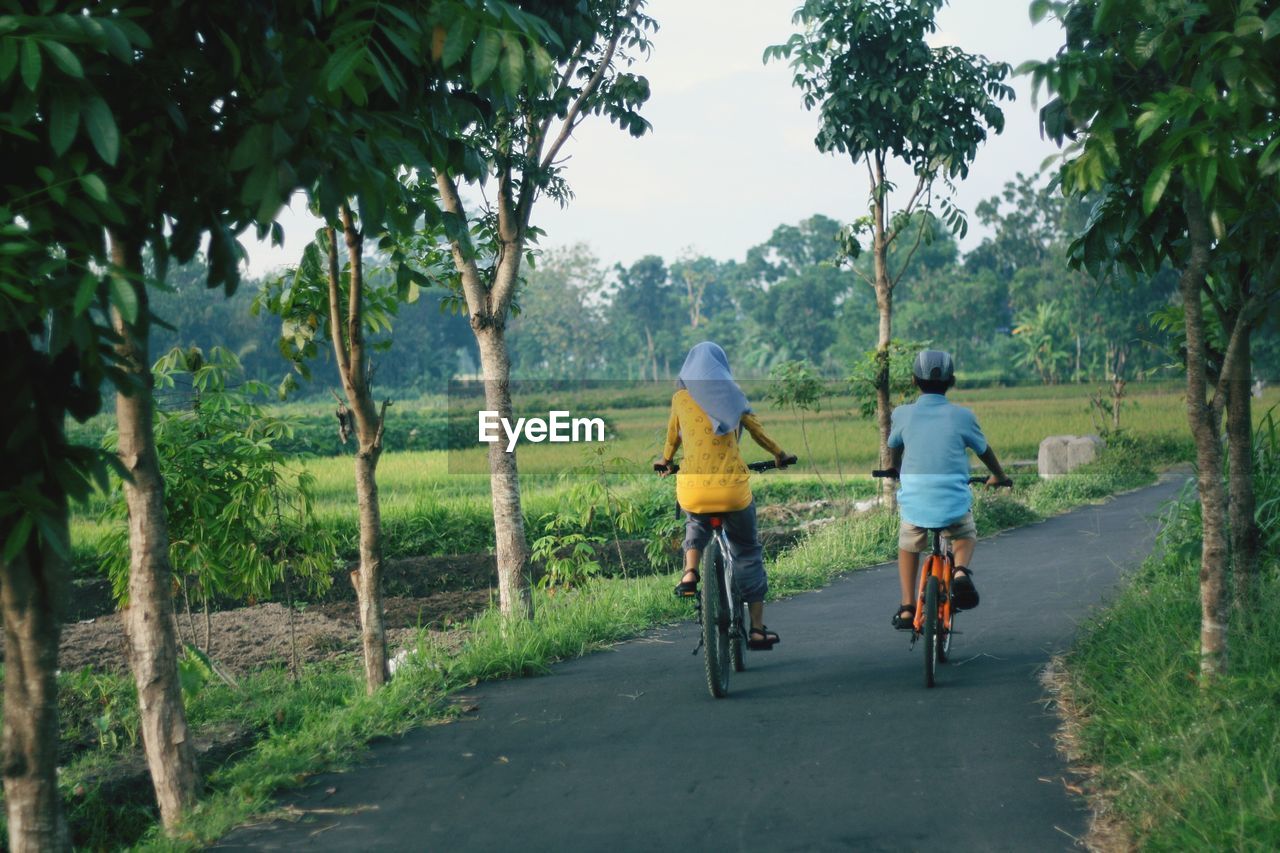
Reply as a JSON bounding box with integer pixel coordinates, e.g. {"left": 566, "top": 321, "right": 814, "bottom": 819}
{"left": 218, "top": 474, "right": 1186, "bottom": 852}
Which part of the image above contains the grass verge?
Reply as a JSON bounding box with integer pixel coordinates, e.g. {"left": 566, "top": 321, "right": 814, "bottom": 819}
{"left": 39, "top": 436, "right": 1179, "bottom": 850}
{"left": 1051, "top": 481, "right": 1279, "bottom": 849}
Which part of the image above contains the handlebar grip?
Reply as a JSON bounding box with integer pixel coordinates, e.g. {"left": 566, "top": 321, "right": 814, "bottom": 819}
{"left": 871, "top": 469, "right": 898, "bottom": 478}
{"left": 969, "top": 476, "right": 1014, "bottom": 487}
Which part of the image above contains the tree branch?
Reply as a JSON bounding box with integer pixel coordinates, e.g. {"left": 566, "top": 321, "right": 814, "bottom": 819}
{"left": 537, "top": 0, "right": 641, "bottom": 176}
{"left": 1211, "top": 293, "right": 1259, "bottom": 422}
{"left": 325, "top": 225, "right": 351, "bottom": 382}
{"left": 891, "top": 200, "right": 932, "bottom": 291}
{"left": 884, "top": 174, "right": 928, "bottom": 249}
{"left": 340, "top": 202, "right": 365, "bottom": 389}
{"left": 436, "top": 170, "right": 490, "bottom": 322}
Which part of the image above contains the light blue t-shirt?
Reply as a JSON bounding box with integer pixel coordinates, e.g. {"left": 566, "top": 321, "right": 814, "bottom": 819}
{"left": 887, "top": 394, "right": 988, "bottom": 528}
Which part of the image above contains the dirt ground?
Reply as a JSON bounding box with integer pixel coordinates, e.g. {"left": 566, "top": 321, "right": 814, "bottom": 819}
{"left": 55, "top": 591, "right": 490, "bottom": 678}
{"left": 48, "top": 507, "right": 835, "bottom": 679}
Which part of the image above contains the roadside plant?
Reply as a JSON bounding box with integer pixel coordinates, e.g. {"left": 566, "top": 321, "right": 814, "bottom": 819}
{"left": 847, "top": 339, "right": 926, "bottom": 419}
{"left": 531, "top": 527, "right": 605, "bottom": 592}
{"left": 558, "top": 447, "right": 645, "bottom": 577}
{"left": 101, "top": 348, "right": 337, "bottom": 650}
{"left": 767, "top": 360, "right": 831, "bottom": 486}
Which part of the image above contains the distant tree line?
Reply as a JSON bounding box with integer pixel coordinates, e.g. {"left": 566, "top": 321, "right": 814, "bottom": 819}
{"left": 153, "top": 170, "right": 1280, "bottom": 398}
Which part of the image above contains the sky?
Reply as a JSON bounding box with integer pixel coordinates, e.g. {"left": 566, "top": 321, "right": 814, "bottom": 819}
{"left": 242, "top": 0, "right": 1067, "bottom": 278}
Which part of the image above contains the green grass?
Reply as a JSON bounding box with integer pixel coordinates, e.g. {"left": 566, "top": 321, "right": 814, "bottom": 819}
{"left": 1060, "top": 557, "right": 1280, "bottom": 850}
{"left": 1054, "top": 409, "right": 1280, "bottom": 851}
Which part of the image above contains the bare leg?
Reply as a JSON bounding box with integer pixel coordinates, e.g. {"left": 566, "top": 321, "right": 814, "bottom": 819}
{"left": 897, "top": 549, "right": 919, "bottom": 606}
{"left": 951, "top": 538, "right": 975, "bottom": 575}
{"left": 749, "top": 601, "right": 764, "bottom": 630}
{"left": 681, "top": 548, "right": 699, "bottom": 584}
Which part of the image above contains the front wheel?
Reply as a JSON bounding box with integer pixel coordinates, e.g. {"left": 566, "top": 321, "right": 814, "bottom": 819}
{"left": 701, "top": 540, "right": 730, "bottom": 697}
{"left": 922, "top": 576, "right": 938, "bottom": 688}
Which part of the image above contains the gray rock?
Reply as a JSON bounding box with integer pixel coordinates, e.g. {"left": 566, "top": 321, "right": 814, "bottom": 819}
{"left": 1037, "top": 435, "right": 1075, "bottom": 478}
{"left": 1067, "top": 434, "right": 1105, "bottom": 470}
{"left": 1038, "top": 434, "right": 1106, "bottom": 478}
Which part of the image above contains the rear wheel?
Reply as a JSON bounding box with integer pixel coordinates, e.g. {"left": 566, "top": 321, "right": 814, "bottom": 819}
{"left": 923, "top": 575, "right": 938, "bottom": 688}
{"left": 730, "top": 600, "right": 747, "bottom": 672}
{"left": 702, "top": 540, "right": 730, "bottom": 697}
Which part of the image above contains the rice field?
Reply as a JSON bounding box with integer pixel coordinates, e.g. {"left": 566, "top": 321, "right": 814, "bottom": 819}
{"left": 69, "top": 382, "right": 1280, "bottom": 564}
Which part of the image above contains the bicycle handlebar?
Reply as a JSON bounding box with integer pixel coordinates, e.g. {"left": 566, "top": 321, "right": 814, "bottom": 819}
{"left": 873, "top": 469, "right": 1012, "bottom": 488}
{"left": 655, "top": 454, "right": 798, "bottom": 476}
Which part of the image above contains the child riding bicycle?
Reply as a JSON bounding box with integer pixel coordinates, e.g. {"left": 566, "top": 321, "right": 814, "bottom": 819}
{"left": 654, "top": 342, "right": 794, "bottom": 650}
{"left": 886, "top": 350, "right": 1009, "bottom": 631}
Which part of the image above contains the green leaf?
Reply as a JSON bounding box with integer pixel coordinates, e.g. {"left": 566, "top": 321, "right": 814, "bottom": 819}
{"left": 40, "top": 40, "right": 82, "bottom": 78}
{"left": 79, "top": 173, "right": 107, "bottom": 202}
{"left": 1029, "top": 0, "right": 1051, "bottom": 24}
{"left": 2, "top": 514, "right": 32, "bottom": 562}
{"left": 20, "top": 38, "right": 40, "bottom": 90}
{"left": 1142, "top": 163, "right": 1172, "bottom": 215}
{"left": 49, "top": 90, "right": 79, "bottom": 155}
{"left": 325, "top": 47, "right": 363, "bottom": 92}
{"left": 1134, "top": 100, "right": 1173, "bottom": 145}
{"left": 73, "top": 272, "right": 97, "bottom": 315}
{"left": 470, "top": 27, "right": 501, "bottom": 87}
{"left": 499, "top": 36, "right": 524, "bottom": 93}
{"left": 108, "top": 273, "right": 138, "bottom": 324}
{"left": 82, "top": 96, "right": 119, "bottom": 165}
{"left": 442, "top": 15, "right": 475, "bottom": 69}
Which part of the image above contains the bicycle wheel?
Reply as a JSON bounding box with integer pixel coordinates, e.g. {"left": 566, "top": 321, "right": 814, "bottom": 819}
{"left": 922, "top": 575, "right": 938, "bottom": 688}
{"left": 701, "top": 539, "right": 730, "bottom": 697}
{"left": 730, "top": 600, "right": 747, "bottom": 673}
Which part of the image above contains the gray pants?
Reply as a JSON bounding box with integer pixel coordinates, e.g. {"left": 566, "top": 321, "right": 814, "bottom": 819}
{"left": 682, "top": 501, "right": 768, "bottom": 604}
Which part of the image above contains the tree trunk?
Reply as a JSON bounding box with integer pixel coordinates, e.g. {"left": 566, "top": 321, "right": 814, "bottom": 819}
{"left": 0, "top": 328, "right": 71, "bottom": 852}
{"left": 872, "top": 203, "right": 896, "bottom": 507}
{"left": 475, "top": 324, "right": 534, "bottom": 620}
{"left": 1227, "top": 329, "right": 1258, "bottom": 613}
{"left": 2, "top": 546, "right": 69, "bottom": 853}
{"left": 1179, "top": 195, "right": 1229, "bottom": 683}
{"left": 330, "top": 213, "right": 390, "bottom": 692}
{"left": 351, "top": 445, "right": 388, "bottom": 690}
{"left": 109, "top": 234, "right": 201, "bottom": 829}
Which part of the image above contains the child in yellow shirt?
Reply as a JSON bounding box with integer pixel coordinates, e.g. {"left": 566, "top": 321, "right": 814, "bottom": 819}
{"left": 655, "top": 342, "right": 793, "bottom": 650}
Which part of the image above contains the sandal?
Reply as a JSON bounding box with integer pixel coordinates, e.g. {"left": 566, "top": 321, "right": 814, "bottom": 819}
{"left": 892, "top": 603, "right": 916, "bottom": 631}
{"left": 951, "top": 566, "right": 979, "bottom": 610}
{"left": 747, "top": 626, "right": 779, "bottom": 650}
{"left": 674, "top": 570, "right": 699, "bottom": 598}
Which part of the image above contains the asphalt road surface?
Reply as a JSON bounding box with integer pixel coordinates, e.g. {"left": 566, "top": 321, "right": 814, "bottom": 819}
{"left": 218, "top": 473, "right": 1186, "bottom": 852}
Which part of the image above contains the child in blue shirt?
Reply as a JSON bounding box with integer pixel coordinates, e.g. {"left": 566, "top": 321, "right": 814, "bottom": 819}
{"left": 886, "top": 350, "right": 1009, "bottom": 630}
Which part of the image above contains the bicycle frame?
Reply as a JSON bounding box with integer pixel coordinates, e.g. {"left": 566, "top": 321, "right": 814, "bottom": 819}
{"left": 912, "top": 529, "right": 953, "bottom": 635}
{"left": 707, "top": 518, "right": 743, "bottom": 640}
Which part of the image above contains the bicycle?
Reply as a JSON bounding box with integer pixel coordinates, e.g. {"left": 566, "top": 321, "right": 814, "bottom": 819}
{"left": 872, "top": 469, "right": 1012, "bottom": 688}
{"left": 656, "top": 455, "right": 796, "bottom": 698}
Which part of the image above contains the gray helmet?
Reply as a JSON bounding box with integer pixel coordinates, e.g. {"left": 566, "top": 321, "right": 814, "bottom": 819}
{"left": 912, "top": 349, "right": 955, "bottom": 382}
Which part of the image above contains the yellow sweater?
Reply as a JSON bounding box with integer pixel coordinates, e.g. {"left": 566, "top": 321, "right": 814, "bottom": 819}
{"left": 661, "top": 389, "right": 783, "bottom": 514}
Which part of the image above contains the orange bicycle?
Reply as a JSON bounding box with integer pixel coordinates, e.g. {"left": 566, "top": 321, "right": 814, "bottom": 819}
{"left": 873, "top": 470, "right": 1011, "bottom": 687}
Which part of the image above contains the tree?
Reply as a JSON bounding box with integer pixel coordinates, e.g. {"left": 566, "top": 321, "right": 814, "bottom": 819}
{"left": 508, "top": 244, "right": 609, "bottom": 378}
{"left": 611, "top": 255, "right": 683, "bottom": 380}
{"left": 767, "top": 0, "right": 1013, "bottom": 499}
{"left": 1025, "top": 0, "right": 1280, "bottom": 680}
{"left": 429, "top": 0, "right": 655, "bottom": 621}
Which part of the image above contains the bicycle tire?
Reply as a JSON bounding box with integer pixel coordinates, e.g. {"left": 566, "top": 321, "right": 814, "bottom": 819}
{"left": 730, "top": 600, "right": 747, "bottom": 673}
{"left": 923, "top": 575, "right": 938, "bottom": 688}
{"left": 702, "top": 539, "right": 730, "bottom": 697}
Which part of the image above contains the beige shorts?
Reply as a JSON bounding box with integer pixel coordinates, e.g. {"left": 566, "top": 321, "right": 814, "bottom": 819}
{"left": 898, "top": 512, "right": 977, "bottom": 553}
